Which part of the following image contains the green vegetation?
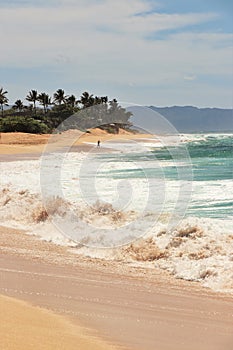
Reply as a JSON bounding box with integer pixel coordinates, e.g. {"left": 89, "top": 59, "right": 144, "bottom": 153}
{"left": 0, "top": 116, "right": 49, "bottom": 134}
{"left": 0, "top": 87, "right": 132, "bottom": 134}
{"left": 0, "top": 88, "right": 9, "bottom": 118}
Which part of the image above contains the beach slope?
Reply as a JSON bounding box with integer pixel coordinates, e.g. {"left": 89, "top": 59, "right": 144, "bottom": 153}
{"left": 0, "top": 226, "right": 232, "bottom": 350}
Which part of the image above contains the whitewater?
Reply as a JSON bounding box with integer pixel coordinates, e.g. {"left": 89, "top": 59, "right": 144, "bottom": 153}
{"left": 0, "top": 133, "right": 232, "bottom": 294}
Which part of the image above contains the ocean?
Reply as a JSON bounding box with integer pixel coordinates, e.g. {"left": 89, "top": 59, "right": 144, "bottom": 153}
{"left": 1, "top": 133, "right": 232, "bottom": 293}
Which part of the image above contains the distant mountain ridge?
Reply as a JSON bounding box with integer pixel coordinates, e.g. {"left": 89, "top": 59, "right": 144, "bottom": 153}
{"left": 148, "top": 106, "right": 233, "bottom": 132}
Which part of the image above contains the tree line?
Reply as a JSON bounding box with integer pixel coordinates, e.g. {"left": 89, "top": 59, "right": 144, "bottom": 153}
{"left": 0, "top": 87, "right": 132, "bottom": 134}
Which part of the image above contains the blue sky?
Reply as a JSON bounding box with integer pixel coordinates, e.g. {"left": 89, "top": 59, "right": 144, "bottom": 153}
{"left": 0, "top": 0, "right": 232, "bottom": 107}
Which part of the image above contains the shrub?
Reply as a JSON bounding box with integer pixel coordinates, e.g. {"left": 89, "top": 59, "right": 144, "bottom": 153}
{"left": 0, "top": 116, "right": 50, "bottom": 134}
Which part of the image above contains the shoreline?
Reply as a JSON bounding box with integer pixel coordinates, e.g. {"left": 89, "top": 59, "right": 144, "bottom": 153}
{"left": 0, "top": 130, "right": 155, "bottom": 156}
{"left": 0, "top": 225, "right": 232, "bottom": 350}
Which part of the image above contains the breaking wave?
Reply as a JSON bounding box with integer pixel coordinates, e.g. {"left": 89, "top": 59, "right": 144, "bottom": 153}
{"left": 0, "top": 184, "right": 232, "bottom": 294}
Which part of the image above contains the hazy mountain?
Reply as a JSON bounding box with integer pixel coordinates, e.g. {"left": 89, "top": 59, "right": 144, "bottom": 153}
{"left": 128, "top": 106, "right": 233, "bottom": 133}
{"left": 148, "top": 106, "right": 233, "bottom": 133}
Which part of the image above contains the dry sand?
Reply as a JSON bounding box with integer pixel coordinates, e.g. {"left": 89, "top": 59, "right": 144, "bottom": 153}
{"left": 0, "top": 226, "right": 232, "bottom": 350}
{"left": 0, "top": 295, "right": 118, "bottom": 350}
{"left": 0, "top": 130, "right": 153, "bottom": 156}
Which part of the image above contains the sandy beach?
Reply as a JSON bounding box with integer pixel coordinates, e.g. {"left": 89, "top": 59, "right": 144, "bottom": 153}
{"left": 1, "top": 132, "right": 233, "bottom": 350}
{"left": 0, "top": 225, "right": 233, "bottom": 350}
{"left": 0, "top": 130, "right": 153, "bottom": 156}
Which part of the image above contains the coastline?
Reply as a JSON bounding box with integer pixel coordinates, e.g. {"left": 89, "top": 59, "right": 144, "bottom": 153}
{"left": 0, "top": 130, "right": 154, "bottom": 156}
{"left": 1, "top": 132, "right": 233, "bottom": 349}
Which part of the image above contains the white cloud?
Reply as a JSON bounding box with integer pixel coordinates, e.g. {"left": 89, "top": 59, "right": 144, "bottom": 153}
{"left": 184, "top": 75, "right": 197, "bottom": 81}
{"left": 0, "top": 1, "right": 221, "bottom": 68}
{"left": 0, "top": 0, "right": 232, "bottom": 107}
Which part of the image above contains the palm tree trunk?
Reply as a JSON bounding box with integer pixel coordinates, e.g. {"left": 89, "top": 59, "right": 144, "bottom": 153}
{"left": 34, "top": 101, "right": 36, "bottom": 116}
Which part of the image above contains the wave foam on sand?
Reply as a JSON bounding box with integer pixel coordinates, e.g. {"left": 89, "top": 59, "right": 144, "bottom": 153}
{"left": 1, "top": 183, "right": 232, "bottom": 294}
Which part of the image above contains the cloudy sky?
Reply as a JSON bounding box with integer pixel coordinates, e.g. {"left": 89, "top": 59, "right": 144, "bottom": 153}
{"left": 0, "top": 0, "right": 232, "bottom": 107}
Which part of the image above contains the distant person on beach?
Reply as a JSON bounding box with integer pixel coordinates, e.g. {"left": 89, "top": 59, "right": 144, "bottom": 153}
{"left": 97, "top": 140, "right": 100, "bottom": 147}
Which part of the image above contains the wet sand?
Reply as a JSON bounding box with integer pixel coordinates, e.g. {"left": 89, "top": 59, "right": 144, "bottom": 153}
{"left": 0, "top": 226, "right": 232, "bottom": 350}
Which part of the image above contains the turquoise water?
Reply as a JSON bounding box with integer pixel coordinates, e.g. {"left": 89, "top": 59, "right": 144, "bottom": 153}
{"left": 98, "top": 134, "right": 233, "bottom": 219}
{"left": 152, "top": 135, "right": 233, "bottom": 181}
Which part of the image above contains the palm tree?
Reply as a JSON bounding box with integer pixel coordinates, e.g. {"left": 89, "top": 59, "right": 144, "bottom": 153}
{"left": 53, "top": 89, "right": 67, "bottom": 106}
{"left": 65, "top": 94, "right": 77, "bottom": 108}
{"left": 108, "top": 98, "right": 118, "bottom": 112}
{"left": 94, "top": 96, "right": 102, "bottom": 105}
{"left": 101, "top": 96, "right": 108, "bottom": 104}
{"left": 13, "top": 99, "right": 24, "bottom": 113}
{"left": 26, "top": 90, "right": 38, "bottom": 115}
{"left": 107, "top": 99, "right": 132, "bottom": 130}
{"left": 94, "top": 96, "right": 108, "bottom": 105}
{"left": 78, "top": 91, "right": 95, "bottom": 108}
{"left": 0, "top": 87, "right": 9, "bottom": 117}
{"left": 37, "top": 93, "right": 51, "bottom": 114}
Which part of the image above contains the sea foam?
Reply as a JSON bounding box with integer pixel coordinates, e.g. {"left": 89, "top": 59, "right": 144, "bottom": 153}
{"left": 0, "top": 181, "right": 232, "bottom": 294}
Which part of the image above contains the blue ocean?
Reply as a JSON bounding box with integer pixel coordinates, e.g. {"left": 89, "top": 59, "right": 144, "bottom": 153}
{"left": 95, "top": 133, "right": 233, "bottom": 220}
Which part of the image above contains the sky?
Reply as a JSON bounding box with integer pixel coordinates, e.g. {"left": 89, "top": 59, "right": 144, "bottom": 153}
{"left": 0, "top": 0, "right": 232, "bottom": 108}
